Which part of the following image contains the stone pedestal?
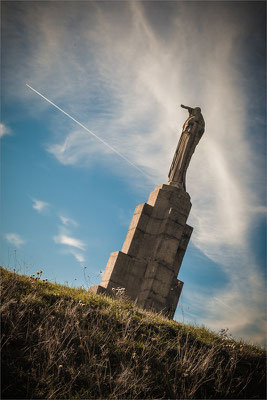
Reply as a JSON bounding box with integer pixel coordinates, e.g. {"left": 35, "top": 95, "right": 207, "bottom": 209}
{"left": 90, "top": 183, "right": 193, "bottom": 318}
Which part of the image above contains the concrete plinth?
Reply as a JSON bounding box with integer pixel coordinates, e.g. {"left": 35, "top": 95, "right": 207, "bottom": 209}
{"left": 90, "top": 183, "right": 193, "bottom": 318}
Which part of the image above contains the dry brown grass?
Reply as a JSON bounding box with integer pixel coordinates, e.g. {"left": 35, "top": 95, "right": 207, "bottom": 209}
{"left": 1, "top": 267, "right": 266, "bottom": 399}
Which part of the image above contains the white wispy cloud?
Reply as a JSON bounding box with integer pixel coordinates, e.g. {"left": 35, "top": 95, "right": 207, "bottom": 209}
{"left": 53, "top": 225, "right": 86, "bottom": 263}
{"left": 4, "top": 2, "right": 265, "bottom": 343}
{"left": 53, "top": 232, "right": 86, "bottom": 251}
{"left": 59, "top": 215, "right": 78, "bottom": 227}
{"left": 32, "top": 198, "right": 50, "bottom": 213}
{"left": 68, "top": 248, "right": 85, "bottom": 263}
{"left": 5, "top": 233, "right": 25, "bottom": 247}
{"left": 0, "top": 123, "right": 10, "bottom": 138}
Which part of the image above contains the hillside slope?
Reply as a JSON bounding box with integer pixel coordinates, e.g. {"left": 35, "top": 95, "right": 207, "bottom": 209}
{"left": 1, "top": 267, "right": 266, "bottom": 399}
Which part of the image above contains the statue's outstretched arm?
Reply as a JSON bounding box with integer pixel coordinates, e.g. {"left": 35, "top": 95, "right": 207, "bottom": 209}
{"left": 181, "top": 104, "right": 193, "bottom": 113}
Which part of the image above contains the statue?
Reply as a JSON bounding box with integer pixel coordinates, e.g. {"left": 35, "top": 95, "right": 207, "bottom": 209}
{"left": 168, "top": 104, "right": 205, "bottom": 191}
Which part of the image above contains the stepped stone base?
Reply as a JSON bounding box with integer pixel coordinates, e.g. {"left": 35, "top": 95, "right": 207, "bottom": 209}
{"left": 90, "top": 183, "right": 193, "bottom": 318}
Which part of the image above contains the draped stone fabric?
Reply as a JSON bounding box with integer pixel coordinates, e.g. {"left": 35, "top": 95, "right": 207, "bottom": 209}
{"left": 168, "top": 106, "right": 205, "bottom": 190}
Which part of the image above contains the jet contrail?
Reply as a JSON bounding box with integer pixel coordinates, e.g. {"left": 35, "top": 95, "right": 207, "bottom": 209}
{"left": 26, "top": 84, "right": 150, "bottom": 178}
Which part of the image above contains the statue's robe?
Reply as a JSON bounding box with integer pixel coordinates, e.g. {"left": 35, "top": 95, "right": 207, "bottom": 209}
{"left": 168, "top": 111, "right": 205, "bottom": 191}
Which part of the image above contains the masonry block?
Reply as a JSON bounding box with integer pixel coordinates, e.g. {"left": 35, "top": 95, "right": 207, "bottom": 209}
{"left": 155, "top": 236, "right": 180, "bottom": 266}
{"left": 160, "top": 219, "right": 184, "bottom": 240}
{"left": 145, "top": 216, "right": 163, "bottom": 235}
{"left": 121, "top": 227, "right": 145, "bottom": 255}
{"left": 129, "top": 203, "right": 153, "bottom": 230}
{"left": 90, "top": 183, "right": 193, "bottom": 319}
{"left": 100, "top": 251, "right": 130, "bottom": 289}
{"left": 135, "top": 232, "right": 155, "bottom": 260}
{"left": 89, "top": 285, "right": 108, "bottom": 295}
{"left": 156, "top": 263, "right": 174, "bottom": 285}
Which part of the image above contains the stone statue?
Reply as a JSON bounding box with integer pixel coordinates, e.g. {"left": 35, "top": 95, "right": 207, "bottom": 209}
{"left": 91, "top": 104, "right": 203, "bottom": 318}
{"left": 168, "top": 104, "right": 205, "bottom": 191}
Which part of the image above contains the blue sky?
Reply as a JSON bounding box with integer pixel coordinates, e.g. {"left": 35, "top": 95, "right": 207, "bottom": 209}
{"left": 1, "top": 1, "right": 266, "bottom": 346}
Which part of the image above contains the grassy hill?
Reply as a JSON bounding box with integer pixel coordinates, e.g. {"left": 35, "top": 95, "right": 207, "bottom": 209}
{"left": 1, "top": 266, "right": 266, "bottom": 399}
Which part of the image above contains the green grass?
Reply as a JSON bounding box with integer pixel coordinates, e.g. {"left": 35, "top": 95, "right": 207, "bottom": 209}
{"left": 1, "top": 266, "right": 266, "bottom": 399}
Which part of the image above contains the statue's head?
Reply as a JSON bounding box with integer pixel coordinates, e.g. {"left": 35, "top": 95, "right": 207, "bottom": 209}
{"left": 192, "top": 107, "right": 201, "bottom": 116}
